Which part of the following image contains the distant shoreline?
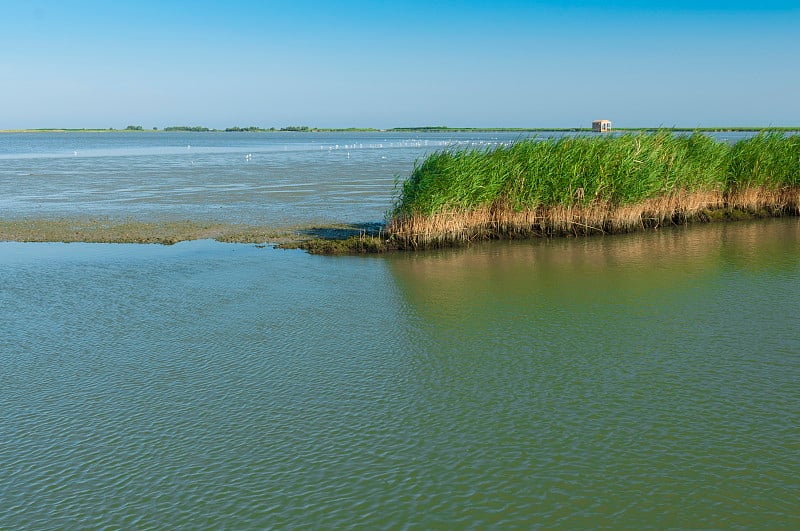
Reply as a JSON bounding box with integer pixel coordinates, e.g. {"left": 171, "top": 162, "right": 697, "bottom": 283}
{"left": 3, "top": 126, "right": 800, "bottom": 134}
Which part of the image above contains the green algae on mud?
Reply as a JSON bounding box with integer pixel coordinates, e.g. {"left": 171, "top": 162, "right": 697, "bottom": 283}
{"left": 0, "top": 218, "right": 394, "bottom": 252}
{"left": 0, "top": 216, "right": 390, "bottom": 254}
{"left": 0, "top": 218, "right": 296, "bottom": 246}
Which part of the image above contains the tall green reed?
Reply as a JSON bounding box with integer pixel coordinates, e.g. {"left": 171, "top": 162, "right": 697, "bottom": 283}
{"left": 394, "top": 132, "right": 798, "bottom": 217}
{"left": 728, "top": 133, "right": 800, "bottom": 189}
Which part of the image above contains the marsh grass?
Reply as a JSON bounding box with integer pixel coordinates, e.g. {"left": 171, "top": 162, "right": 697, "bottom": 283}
{"left": 389, "top": 132, "right": 800, "bottom": 249}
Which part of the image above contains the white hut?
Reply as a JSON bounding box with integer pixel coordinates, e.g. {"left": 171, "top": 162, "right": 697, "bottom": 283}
{"left": 592, "top": 119, "right": 612, "bottom": 133}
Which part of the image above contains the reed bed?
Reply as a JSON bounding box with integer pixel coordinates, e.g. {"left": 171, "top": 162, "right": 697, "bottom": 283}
{"left": 389, "top": 132, "right": 800, "bottom": 249}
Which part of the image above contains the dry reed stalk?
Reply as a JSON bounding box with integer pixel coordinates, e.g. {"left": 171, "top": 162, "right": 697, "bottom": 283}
{"left": 728, "top": 186, "right": 800, "bottom": 213}
{"left": 388, "top": 188, "right": 796, "bottom": 249}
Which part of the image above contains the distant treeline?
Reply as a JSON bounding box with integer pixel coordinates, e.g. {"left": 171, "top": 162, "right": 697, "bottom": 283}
{"left": 276, "top": 126, "right": 381, "bottom": 132}
{"left": 164, "top": 126, "right": 212, "bottom": 132}
{"left": 390, "top": 126, "right": 800, "bottom": 133}
{"left": 5, "top": 126, "right": 800, "bottom": 134}
{"left": 225, "top": 126, "right": 276, "bottom": 132}
{"left": 617, "top": 127, "right": 800, "bottom": 133}
{"left": 390, "top": 126, "right": 585, "bottom": 132}
{"left": 161, "top": 125, "right": 379, "bottom": 132}
{"left": 164, "top": 125, "right": 800, "bottom": 133}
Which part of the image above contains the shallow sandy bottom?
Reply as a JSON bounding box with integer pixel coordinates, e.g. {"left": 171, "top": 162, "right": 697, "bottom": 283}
{"left": 0, "top": 218, "right": 382, "bottom": 246}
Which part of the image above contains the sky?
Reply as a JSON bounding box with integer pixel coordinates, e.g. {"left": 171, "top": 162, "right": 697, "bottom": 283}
{"left": 1, "top": 0, "right": 798, "bottom": 129}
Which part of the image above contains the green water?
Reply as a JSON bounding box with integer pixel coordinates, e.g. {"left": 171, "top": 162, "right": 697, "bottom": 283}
{"left": 1, "top": 218, "right": 798, "bottom": 528}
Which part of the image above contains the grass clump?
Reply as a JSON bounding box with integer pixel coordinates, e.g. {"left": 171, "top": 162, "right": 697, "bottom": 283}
{"left": 290, "top": 236, "right": 392, "bottom": 254}
{"left": 389, "top": 132, "right": 799, "bottom": 249}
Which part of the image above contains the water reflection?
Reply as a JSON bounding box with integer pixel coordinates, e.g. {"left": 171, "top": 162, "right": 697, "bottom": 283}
{"left": 384, "top": 218, "right": 800, "bottom": 527}
{"left": 388, "top": 217, "right": 800, "bottom": 322}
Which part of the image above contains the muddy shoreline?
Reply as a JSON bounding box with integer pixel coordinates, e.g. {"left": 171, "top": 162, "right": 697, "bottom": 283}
{"left": 2, "top": 209, "right": 796, "bottom": 256}
{"left": 0, "top": 218, "right": 386, "bottom": 249}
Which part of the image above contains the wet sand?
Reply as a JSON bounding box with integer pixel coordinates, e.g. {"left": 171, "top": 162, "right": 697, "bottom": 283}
{"left": 0, "top": 217, "right": 388, "bottom": 247}
{"left": 0, "top": 218, "right": 300, "bottom": 245}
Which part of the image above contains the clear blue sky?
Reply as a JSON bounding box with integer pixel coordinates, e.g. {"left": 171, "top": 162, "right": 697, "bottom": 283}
{"left": 1, "top": 0, "right": 798, "bottom": 129}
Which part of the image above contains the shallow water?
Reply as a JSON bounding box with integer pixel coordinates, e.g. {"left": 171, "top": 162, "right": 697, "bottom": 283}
{"left": 1, "top": 217, "right": 798, "bottom": 528}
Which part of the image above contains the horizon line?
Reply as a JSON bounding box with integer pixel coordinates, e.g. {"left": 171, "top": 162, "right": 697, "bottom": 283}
{"left": 3, "top": 125, "right": 800, "bottom": 133}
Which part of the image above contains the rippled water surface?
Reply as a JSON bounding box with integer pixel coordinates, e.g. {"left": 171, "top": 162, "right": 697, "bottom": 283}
{"left": 1, "top": 218, "right": 798, "bottom": 528}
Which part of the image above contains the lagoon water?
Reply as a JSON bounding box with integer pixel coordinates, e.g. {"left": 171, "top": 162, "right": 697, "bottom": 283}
{"left": 1, "top": 132, "right": 799, "bottom": 528}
